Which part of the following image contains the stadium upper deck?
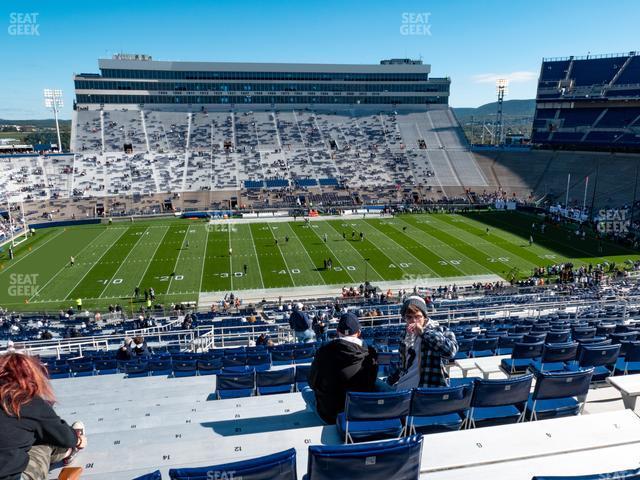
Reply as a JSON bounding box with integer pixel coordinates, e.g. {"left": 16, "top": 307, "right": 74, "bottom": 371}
{"left": 74, "top": 55, "right": 450, "bottom": 108}
{"left": 532, "top": 51, "right": 640, "bottom": 150}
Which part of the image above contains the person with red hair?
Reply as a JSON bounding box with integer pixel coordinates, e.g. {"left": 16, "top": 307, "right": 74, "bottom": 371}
{"left": 0, "top": 353, "right": 87, "bottom": 480}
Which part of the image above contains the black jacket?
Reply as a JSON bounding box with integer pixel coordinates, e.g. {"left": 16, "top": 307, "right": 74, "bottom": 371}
{"left": 308, "top": 338, "right": 378, "bottom": 424}
{"left": 0, "top": 396, "right": 77, "bottom": 480}
{"left": 288, "top": 310, "right": 312, "bottom": 332}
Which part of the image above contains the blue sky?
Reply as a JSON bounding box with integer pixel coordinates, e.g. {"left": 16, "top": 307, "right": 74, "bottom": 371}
{"left": 1, "top": 0, "right": 639, "bottom": 119}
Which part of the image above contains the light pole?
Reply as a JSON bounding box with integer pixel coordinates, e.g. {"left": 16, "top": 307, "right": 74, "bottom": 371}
{"left": 44, "top": 89, "right": 64, "bottom": 152}
{"left": 495, "top": 79, "right": 509, "bottom": 146}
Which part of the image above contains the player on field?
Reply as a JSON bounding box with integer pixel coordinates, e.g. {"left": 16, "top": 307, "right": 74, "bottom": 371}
{"left": 69, "top": 256, "right": 75, "bottom": 267}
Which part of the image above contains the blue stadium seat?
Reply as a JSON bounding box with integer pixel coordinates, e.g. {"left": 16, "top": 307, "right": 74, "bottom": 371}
{"left": 408, "top": 384, "right": 473, "bottom": 433}
{"left": 453, "top": 338, "right": 474, "bottom": 359}
{"left": 149, "top": 359, "right": 173, "bottom": 376}
{"left": 256, "top": 367, "right": 295, "bottom": 395}
{"left": 216, "top": 371, "right": 255, "bottom": 399}
{"left": 125, "top": 361, "right": 149, "bottom": 378}
{"left": 94, "top": 359, "right": 118, "bottom": 375}
{"left": 169, "top": 448, "right": 296, "bottom": 480}
{"left": 497, "top": 335, "right": 524, "bottom": 355}
{"left": 69, "top": 361, "right": 94, "bottom": 377}
{"left": 500, "top": 342, "right": 544, "bottom": 375}
{"left": 222, "top": 356, "right": 249, "bottom": 373}
{"left": 173, "top": 359, "right": 198, "bottom": 377}
{"left": 471, "top": 337, "right": 499, "bottom": 357}
{"left": 293, "top": 347, "right": 315, "bottom": 364}
{"left": 529, "top": 343, "right": 578, "bottom": 374}
{"left": 295, "top": 364, "right": 311, "bottom": 391}
{"left": 271, "top": 349, "right": 294, "bottom": 365}
{"left": 336, "top": 390, "right": 412, "bottom": 443}
{"left": 572, "top": 327, "right": 596, "bottom": 341}
{"left": 46, "top": 363, "right": 71, "bottom": 379}
{"left": 524, "top": 331, "right": 547, "bottom": 342}
{"left": 531, "top": 467, "right": 640, "bottom": 479}
{"left": 305, "top": 435, "right": 423, "bottom": 480}
{"left": 611, "top": 332, "right": 638, "bottom": 344}
{"left": 545, "top": 330, "right": 571, "bottom": 344}
{"left": 615, "top": 342, "right": 640, "bottom": 375}
{"left": 527, "top": 368, "right": 594, "bottom": 421}
{"left": 197, "top": 358, "right": 222, "bottom": 375}
{"left": 468, "top": 374, "right": 533, "bottom": 428}
{"left": 247, "top": 353, "right": 272, "bottom": 372}
{"left": 132, "top": 471, "right": 162, "bottom": 480}
{"left": 567, "top": 344, "right": 620, "bottom": 381}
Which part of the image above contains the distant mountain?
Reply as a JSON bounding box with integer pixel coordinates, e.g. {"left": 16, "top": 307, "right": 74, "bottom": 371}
{"left": 0, "top": 119, "right": 71, "bottom": 128}
{"left": 454, "top": 99, "right": 536, "bottom": 119}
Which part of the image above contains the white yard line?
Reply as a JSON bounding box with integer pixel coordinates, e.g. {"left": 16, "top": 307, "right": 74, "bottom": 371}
{"left": 228, "top": 221, "right": 234, "bottom": 291}
{"left": 167, "top": 225, "right": 192, "bottom": 294}
{"left": 395, "top": 216, "right": 493, "bottom": 275}
{"left": 322, "top": 221, "right": 385, "bottom": 281}
{"left": 279, "top": 222, "right": 326, "bottom": 285}
{"left": 306, "top": 222, "right": 358, "bottom": 284}
{"left": 29, "top": 228, "right": 111, "bottom": 301}
{"left": 97, "top": 227, "right": 150, "bottom": 298}
{"left": 246, "top": 223, "right": 266, "bottom": 289}
{"left": 63, "top": 228, "right": 128, "bottom": 301}
{"left": 267, "top": 223, "right": 296, "bottom": 286}
{"left": 0, "top": 229, "right": 65, "bottom": 276}
{"left": 363, "top": 220, "right": 439, "bottom": 277}
{"left": 134, "top": 225, "right": 171, "bottom": 290}
{"left": 197, "top": 224, "right": 210, "bottom": 295}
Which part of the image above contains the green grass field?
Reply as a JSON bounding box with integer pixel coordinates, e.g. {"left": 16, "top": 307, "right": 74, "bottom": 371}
{"left": 0, "top": 211, "right": 638, "bottom": 312}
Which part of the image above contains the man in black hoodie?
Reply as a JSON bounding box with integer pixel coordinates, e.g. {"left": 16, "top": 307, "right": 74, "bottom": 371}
{"left": 305, "top": 312, "right": 378, "bottom": 424}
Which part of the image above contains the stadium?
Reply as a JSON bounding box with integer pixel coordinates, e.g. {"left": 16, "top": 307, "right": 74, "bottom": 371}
{"left": 2, "top": 2, "right": 640, "bottom": 480}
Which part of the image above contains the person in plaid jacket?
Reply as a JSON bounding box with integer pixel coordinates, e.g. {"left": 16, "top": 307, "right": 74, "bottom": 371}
{"left": 388, "top": 296, "right": 458, "bottom": 389}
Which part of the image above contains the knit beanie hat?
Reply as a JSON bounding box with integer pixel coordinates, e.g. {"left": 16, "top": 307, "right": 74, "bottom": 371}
{"left": 400, "top": 296, "right": 429, "bottom": 318}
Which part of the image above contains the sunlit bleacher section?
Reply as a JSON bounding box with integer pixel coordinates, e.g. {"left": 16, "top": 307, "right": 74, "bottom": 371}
{"left": 3, "top": 281, "right": 640, "bottom": 478}
{"left": 532, "top": 51, "right": 640, "bottom": 150}
{"left": 1, "top": 103, "right": 485, "bottom": 204}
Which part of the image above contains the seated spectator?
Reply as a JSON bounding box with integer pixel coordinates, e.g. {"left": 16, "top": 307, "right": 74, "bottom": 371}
{"left": 0, "top": 353, "right": 87, "bottom": 480}
{"left": 387, "top": 296, "right": 458, "bottom": 390}
{"left": 303, "top": 313, "right": 378, "bottom": 424}
{"left": 255, "top": 333, "right": 273, "bottom": 347}
{"left": 116, "top": 337, "right": 133, "bottom": 361}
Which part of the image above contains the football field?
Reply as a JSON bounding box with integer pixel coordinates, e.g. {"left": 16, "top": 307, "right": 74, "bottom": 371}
{"left": 0, "top": 211, "right": 638, "bottom": 311}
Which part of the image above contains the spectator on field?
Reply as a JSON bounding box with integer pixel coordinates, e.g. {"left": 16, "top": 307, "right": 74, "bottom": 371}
{"left": 288, "top": 303, "right": 315, "bottom": 343}
{"left": 0, "top": 353, "right": 87, "bottom": 480}
{"left": 116, "top": 337, "right": 134, "bottom": 361}
{"left": 303, "top": 313, "right": 378, "bottom": 424}
{"left": 387, "top": 296, "right": 458, "bottom": 390}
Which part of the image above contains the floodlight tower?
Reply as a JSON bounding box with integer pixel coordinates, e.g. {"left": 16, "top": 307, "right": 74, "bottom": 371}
{"left": 495, "top": 79, "right": 508, "bottom": 145}
{"left": 44, "top": 89, "right": 64, "bottom": 152}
